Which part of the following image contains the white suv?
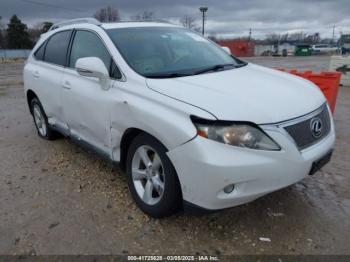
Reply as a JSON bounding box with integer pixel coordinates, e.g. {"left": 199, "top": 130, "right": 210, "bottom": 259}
{"left": 24, "top": 18, "right": 335, "bottom": 217}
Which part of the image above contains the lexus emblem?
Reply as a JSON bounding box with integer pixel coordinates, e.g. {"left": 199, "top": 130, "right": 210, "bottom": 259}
{"left": 310, "top": 117, "right": 323, "bottom": 138}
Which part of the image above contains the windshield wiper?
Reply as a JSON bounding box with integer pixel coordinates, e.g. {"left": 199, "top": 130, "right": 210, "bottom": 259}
{"left": 144, "top": 62, "right": 248, "bottom": 78}
{"left": 236, "top": 61, "right": 248, "bottom": 68}
{"left": 193, "top": 63, "right": 236, "bottom": 75}
{"left": 144, "top": 72, "right": 193, "bottom": 79}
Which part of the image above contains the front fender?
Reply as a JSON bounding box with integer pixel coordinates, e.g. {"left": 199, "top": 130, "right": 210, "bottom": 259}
{"left": 110, "top": 80, "right": 215, "bottom": 161}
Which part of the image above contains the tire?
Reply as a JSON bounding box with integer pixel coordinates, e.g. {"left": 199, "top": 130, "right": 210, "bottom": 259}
{"left": 126, "top": 133, "right": 182, "bottom": 218}
{"left": 30, "top": 97, "right": 59, "bottom": 140}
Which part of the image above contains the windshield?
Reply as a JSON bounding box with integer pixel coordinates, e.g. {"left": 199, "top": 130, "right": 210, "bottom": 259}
{"left": 106, "top": 26, "right": 246, "bottom": 78}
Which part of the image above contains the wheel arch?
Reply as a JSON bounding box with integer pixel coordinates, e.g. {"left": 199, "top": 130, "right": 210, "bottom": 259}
{"left": 118, "top": 127, "right": 170, "bottom": 172}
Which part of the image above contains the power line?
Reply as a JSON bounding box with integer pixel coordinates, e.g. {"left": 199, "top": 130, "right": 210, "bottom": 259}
{"left": 20, "top": 0, "right": 91, "bottom": 14}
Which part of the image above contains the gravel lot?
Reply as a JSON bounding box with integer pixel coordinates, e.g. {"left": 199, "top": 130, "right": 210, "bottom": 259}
{"left": 0, "top": 57, "right": 349, "bottom": 255}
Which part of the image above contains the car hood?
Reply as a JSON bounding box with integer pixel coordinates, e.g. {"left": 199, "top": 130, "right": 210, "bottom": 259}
{"left": 146, "top": 63, "right": 326, "bottom": 124}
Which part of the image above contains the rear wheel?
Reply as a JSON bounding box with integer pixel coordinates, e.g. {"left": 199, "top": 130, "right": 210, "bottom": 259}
{"left": 30, "top": 97, "right": 59, "bottom": 140}
{"left": 126, "top": 134, "right": 182, "bottom": 218}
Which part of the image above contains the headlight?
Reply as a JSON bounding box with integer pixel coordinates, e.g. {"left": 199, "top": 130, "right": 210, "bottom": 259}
{"left": 191, "top": 116, "right": 281, "bottom": 151}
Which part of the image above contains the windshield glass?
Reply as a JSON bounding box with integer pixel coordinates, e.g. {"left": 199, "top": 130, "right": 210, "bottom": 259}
{"left": 106, "top": 26, "right": 246, "bottom": 78}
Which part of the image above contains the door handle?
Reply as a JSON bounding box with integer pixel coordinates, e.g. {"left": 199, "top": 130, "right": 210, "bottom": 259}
{"left": 62, "top": 81, "right": 71, "bottom": 90}
{"left": 32, "top": 70, "right": 39, "bottom": 79}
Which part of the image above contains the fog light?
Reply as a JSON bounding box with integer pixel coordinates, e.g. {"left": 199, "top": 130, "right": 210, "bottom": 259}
{"left": 223, "top": 184, "right": 234, "bottom": 194}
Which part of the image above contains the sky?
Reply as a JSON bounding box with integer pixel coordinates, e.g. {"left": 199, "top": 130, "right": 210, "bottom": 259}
{"left": 0, "top": 0, "right": 349, "bottom": 39}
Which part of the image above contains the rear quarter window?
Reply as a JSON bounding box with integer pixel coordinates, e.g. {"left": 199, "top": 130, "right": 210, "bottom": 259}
{"left": 34, "top": 42, "right": 46, "bottom": 61}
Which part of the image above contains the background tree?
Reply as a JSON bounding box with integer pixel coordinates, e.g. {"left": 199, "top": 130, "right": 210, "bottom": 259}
{"left": 6, "top": 15, "right": 32, "bottom": 49}
{"left": 180, "top": 15, "right": 201, "bottom": 32}
{"left": 207, "top": 34, "right": 218, "bottom": 41}
{"left": 133, "top": 11, "right": 155, "bottom": 21}
{"left": 27, "top": 22, "right": 53, "bottom": 45}
{"left": 0, "top": 16, "right": 5, "bottom": 48}
{"left": 180, "top": 15, "right": 196, "bottom": 29}
{"left": 266, "top": 33, "right": 281, "bottom": 45}
{"left": 279, "top": 33, "right": 289, "bottom": 43}
{"left": 0, "top": 31, "right": 4, "bottom": 48}
{"left": 42, "top": 22, "right": 53, "bottom": 33}
{"left": 304, "top": 33, "right": 321, "bottom": 44}
{"left": 94, "top": 6, "right": 120, "bottom": 22}
{"left": 287, "top": 32, "right": 307, "bottom": 42}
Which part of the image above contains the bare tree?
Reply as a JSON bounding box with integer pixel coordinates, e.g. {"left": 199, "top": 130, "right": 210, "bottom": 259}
{"left": 266, "top": 33, "right": 280, "bottom": 45}
{"left": 28, "top": 24, "right": 42, "bottom": 44}
{"left": 304, "top": 33, "right": 320, "bottom": 44}
{"left": 280, "top": 33, "right": 289, "bottom": 42}
{"left": 132, "top": 11, "right": 155, "bottom": 21}
{"left": 207, "top": 34, "right": 218, "bottom": 41}
{"left": 288, "top": 32, "right": 306, "bottom": 42}
{"left": 180, "top": 15, "right": 201, "bottom": 32}
{"left": 94, "top": 6, "right": 120, "bottom": 22}
{"left": 180, "top": 15, "right": 196, "bottom": 29}
{"left": 27, "top": 22, "right": 52, "bottom": 44}
{"left": 266, "top": 31, "right": 312, "bottom": 44}
{"left": 42, "top": 22, "right": 53, "bottom": 33}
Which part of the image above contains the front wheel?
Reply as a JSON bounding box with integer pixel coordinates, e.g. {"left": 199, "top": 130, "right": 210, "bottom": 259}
{"left": 126, "top": 134, "right": 182, "bottom": 218}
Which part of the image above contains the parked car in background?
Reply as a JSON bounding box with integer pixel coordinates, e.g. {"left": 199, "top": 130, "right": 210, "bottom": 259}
{"left": 311, "top": 44, "right": 339, "bottom": 55}
{"left": 24, "top": 18, "right": 335, "bottom": 218}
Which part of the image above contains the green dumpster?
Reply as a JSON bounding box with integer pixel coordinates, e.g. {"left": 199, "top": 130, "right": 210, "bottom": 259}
{"left": 294, "top": 44, "right": 312, "bottom": 56}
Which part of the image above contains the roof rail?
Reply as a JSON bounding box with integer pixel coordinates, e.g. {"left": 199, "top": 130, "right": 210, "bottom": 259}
{"left": 97, "top": 19, "right": 173, "bottom": 25}
{"left": 49, "top": 18, "right": 102, "bottom": 31}
{"left": 117, "top": 19, "right": 173, "bottom": 24}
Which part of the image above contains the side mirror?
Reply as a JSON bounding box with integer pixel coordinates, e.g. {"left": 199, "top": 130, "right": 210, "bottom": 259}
{"left": 221, "top": 46, "right": 231, "bottom": 54}
{"left": 76, "top": 57, "right": 110, "bottom": 89}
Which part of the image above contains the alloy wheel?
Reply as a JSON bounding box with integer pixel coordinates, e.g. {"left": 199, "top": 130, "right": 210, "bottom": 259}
{"left": 131, "top": 145, "right": 165, "bottom": 205}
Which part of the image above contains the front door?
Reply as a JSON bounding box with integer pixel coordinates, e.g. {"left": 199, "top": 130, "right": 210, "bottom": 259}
{"left": 62, "top": 30, "right": 122, "bottom": 156}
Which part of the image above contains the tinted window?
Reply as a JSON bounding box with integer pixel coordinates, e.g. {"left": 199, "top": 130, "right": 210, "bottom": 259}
{"left": 110, "top": 60, "right": 122, "bottom": 79}
{"left": 69, "top": 30, "right": 121, "bottom": 79}
{"left": 34, "top": 42, "right": 46, "bottom": 60}
{"left": 44, "top": 30, "right": 72, "bottom": 66}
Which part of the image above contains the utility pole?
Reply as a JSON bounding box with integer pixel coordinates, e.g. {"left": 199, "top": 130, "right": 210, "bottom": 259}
{"left": 199, "top": 7, "right": 208, "bottom": 36}
{"left": 332, "top": 25, "right": 335, "bottom": 44}
{"left": 248, "top": 28, "right": 252, "bottom": 41}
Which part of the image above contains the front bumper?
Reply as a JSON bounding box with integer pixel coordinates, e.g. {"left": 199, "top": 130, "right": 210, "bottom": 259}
{"left": 167, "top": 118, "right": 335, "bottom": 210}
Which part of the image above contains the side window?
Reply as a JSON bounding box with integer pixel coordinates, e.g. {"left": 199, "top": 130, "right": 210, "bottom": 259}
{"left": 44, "top": 30, "right": 72, "bottom": 66}
{"left": 69, "top": 30, "right": 122, "bottom": 79}
{"left": 34, "top": 42, "right": 46, "bottom": 61}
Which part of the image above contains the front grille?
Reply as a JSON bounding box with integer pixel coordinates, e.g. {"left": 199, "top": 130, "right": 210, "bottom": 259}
{"left": 284, "top": 105, "right": 331, "bottom": 150}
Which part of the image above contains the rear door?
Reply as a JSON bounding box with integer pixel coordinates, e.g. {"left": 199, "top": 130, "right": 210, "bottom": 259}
{"left": 28, "top": 30, "right": 73, "bottom": 130}
{"left": 62, "top": 29, "right": 122, "bottom": 155}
